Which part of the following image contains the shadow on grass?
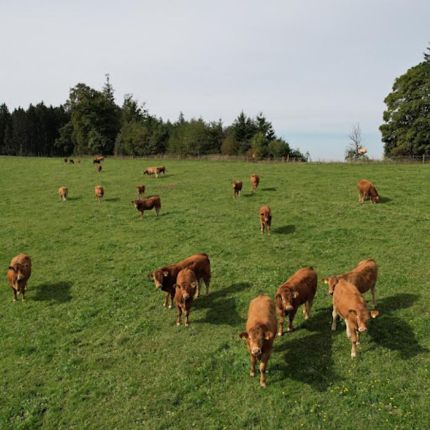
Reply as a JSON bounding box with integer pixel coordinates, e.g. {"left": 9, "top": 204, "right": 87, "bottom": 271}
{"left": 193, "top": 282, "right": 251, "bottom": 326}
{"left": 273, "top": 224, "right": 295, "bottom": 235}
{"left": 261, "top": 187, "right": 277, "bottom": 192}
{"left": 242, "top": 193, "right": 256, "bottom": 198}
{"left": 67, "top": 196, "right": 82, "bottom": 201}
{"left": 379, "top": 196, "right": 392, "bottom": 204}
{"left": 32, "top": 282, "right": 72, "bottom": 303}
{"left": 105, "top": 197, "right": 120, "bottom": 202}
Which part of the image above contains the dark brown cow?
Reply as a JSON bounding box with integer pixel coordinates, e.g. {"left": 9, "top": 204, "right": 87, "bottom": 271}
{"left": 149, "top": 253, "right": 211, "bottom": 308}
{"left": 136, "top": 185, "right": 146, "bottom": 198}
{"left": 250, "top": 174, "right": 260, "bottom": 192}
{"left": 275, "top": 267, "right": 318, "bottom": 335}
{"left": 331, "top": 279, "right": 379, "bottom": 358}
{"left": 93, "top": 155, "right": 104, "bottom": 164}
{"left": 175, "top": 268, "right": 198, "bottom": 326}
{"left": 131, "top": 196, "right": 161, "bottom": 217}
{"left": 239, "top": 295, "right": 277, "bottom": 388}
{"left": 357, "top": 179, "right": 380, "bottom": 204}
{"left": 58, "top": 186, "right": 68, "bottom": 201}
{"left": 232, "top": 181, "right": 243, "bottom": 198}
{"left": 7, "top": 254, "right": 32, "bottom": 302}
{"left": 95, "top": 185, "right": 104, "bottom": 202}
{"left": 69, "top": 159, "right": 74, "bottom": 164}
{"left": 64, "top": 158, "right": 68, "bottom": 164}
{"left": 157, "top": 166, "right": 166, "bottom": 175}
{"left": 259, "top": 205, "right": 272, "bottom": 235}
{"left": 324, "top": 258, "right": 378, "bottom": 307}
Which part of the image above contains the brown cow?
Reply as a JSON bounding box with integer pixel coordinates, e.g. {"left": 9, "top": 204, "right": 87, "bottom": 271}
{"left": 239, "top": 295, "right": 277, "bottom": 388}
{"left": 250, "top": 174, "right": 260, "bottom": 192}
{"left": 175, "top": 268, "right": 199, "bottom": 326}
{"left": 259, "top": 205, "right": 272, "bottom": 235}
{"left": 64, "top": 158, "right": 68, "bottom": 164}
{"left": 324, "top": 258, "right": 378, "bottom": 307}
{"left": 58, "top": 186, "right": 68, "bottom": 201}
{"left": 131, "top": 196, "right": 161, "bottom": 217}
{"left": 93, "top": 155, "right": 104, "bottom": 164}
{"left": 149, "top": 253, "right": 211, "bottom": 308}
{"left": 157, "top": 166, "right": 166, "bottom": 175}
{"left": 331, "top": 279, "right": 379, "bottom": 358}
{"left": 357, "top": 179, "right": 380, "bottom": 204}
{"left": 96, "top": 164, "right": 102, "bottom": 173}
{"left": 232, "top": 181, "right": 243, "bottom": 198}
{"left": 144, "top": 167, "right": 159, "bottom": 178}
{"left": 95, "top": 185, "right": 104, "bottom": 202}
{"left": 7, "top": 254, "right": 32, "bottom": 302}
{"left": 69, "top": 159, "right": 75, "bottom": 164}
{"left": 275, "top": 267, "right": 318, "bottom": 335}
{"left": 136, "top": 185, "right": 146, "bottom": 198}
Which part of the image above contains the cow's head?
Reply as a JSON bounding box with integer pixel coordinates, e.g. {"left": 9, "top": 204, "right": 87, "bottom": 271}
{"left": 348, "top": 308, "right": 374, "bottom": 333}
{"left": 8, "top": 264, "right": 26, "bottom": 282}
{"left": 260, "top": 210, "right": 270, "bottom": 224}
{"left": 150, "top": 269, "right": 169, "bottom": 288}
{"left": 371, "top": 193, "right": 380, "bottom": 203}
{"left": 324, "top": 276, "right": 339, "bottom": 295}
{"left": 175, "top": 281, "right": 198, "bottom": 303}
{"left": 239, "top": 324, "right": 274, "bottom": 357}
{"left": 276, "top": 288, "right": 298, "bottom": 312}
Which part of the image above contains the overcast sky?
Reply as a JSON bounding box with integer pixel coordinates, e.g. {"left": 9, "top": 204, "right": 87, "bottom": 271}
{"left": 1, "top": 0, "right": 429, "bottom": 160}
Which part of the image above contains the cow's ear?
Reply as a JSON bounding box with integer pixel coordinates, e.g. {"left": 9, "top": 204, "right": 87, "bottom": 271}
{"left": 8, "top": 266, "right": 16, "bottom": 272}
{"left": 264, "top": 331, "right": 274, "bottom": 340}
{"left": 191, "top": 282, "right": 198, "bottom": 289}
{"left": 323, "top": 278, "right": 329, "bottom": 284}
{"left": 293, "top": 291, "right": 299, "bottom": 299}
{"left": 162, "top": 270, "right": 169, "bottom": 277}
{"left": 348, "top": 309, "right": 357, "bottom": 317}
{"left": 173, "top": 284, "right": 178, "bottom": 289}
{"left": 370, "top": 310, "right": 379, "bottom": 319}
{"left": 239, "top": 332, "right": 248, "bottom": 340}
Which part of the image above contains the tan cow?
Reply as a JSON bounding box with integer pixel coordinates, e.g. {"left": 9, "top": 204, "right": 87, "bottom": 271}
{"left": 175, "top": 268, "right": 199, "bottom": 326}
{"left": 250, "top": 174, "right": 260, "bottom": 191}
{"left": 232, "top": 181, "right": 243, "bottom": 198}
{"left": 136, "top": 185, "right": 146, "bottom": 198}
{"left": 95, "top": 185, "right": 104, "bottom": 202}
{"left": 58, "top": 186, "right": 68, "bottom": 201}
{"left": 131, "top": 196, "right": 161, "bottom": 217}
{"left": 96, "top": 164, "right": 102, "bottom": 173}
{"left": 239, "top": 295, "right": 277, "bottom": 388}
{"left": 7, "top": 254, "right": 32, "bottom": 302}
{"left": 144, "top": 167, "right": 159, "bottom": 178}
{"left": 275, "top": 267, "right": 318, "bottom": 335}
{"left": 324, "top": 258, "right": 378, "bottom": 307}
{"left": 357, "top": 179, "right": 380, "bottom": 204}
{"left": 331, "top": 279, "right": 379, "bottom": 358}
{"left": 259, "top": 205, "right": 272, "bottom": 235}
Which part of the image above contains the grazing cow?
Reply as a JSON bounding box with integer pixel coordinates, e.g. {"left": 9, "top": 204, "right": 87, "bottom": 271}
{"left": 324, "top": 258, "right": 378, "bottom": 307}
{"left": 357, "top": 179, "right": 380, "bottom": 204}
{"left": 157, "top": 166, "right": 166, "bottom": 175}
{"left": 131, "top": 195, "right": 161, "bottom": 217}
{"left": 250, "top": 174, "right": 260, "bottom": 191}
{"left": 149, "top": 253, "right": 211, "bottom": 308}
{"left": 331, "top": 279, "right": 379, "bottom": 358}
{"left": 58, "top": 186, "right": 68, "bottom": 201}
{"left": 136, "top": 185, "right": 146, "bottom": 198}
{"left": 232, "top": 181, "right": 243, "bottom": 198}
{"left": 95, "top": 185, "right": 104, "bottom": 202}
{"left": 7, "top": 254, "right": 32, "bottom": 302}
{"left": 93, "top": 159, "right": 101, "bottom": 165}
{"left": 144, "top": 167, "right": 159, "bottom": 178}
{"left": 174, "top": 268, "right": 198, "bottom": 326}
{"left": 259, "top": 205, "right": 272, "bottom": 235}
{"left": 69, "top": 159, "right": 75, "bottom": 164}
{"left": 275, "top": 267, "right": 318, "bottom": 335}
{"left": 93, "top": 155, "right": 104, "bottom": 164}
{"left": 96, "top": 164, "right": 102, "bottom": 173}
{"left": 77, "top": 159, "right": 81, "bottom": 164}
{"left": 239, "top": 295, "right": 277, "bottom": 388}
{"left": 64, "top": 158, "right": 68, "bottom": 164}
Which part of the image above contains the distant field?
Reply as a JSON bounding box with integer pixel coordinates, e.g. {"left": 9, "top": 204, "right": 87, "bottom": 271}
{"left": 0, "top": 156, "right": 429, "bottom": 429}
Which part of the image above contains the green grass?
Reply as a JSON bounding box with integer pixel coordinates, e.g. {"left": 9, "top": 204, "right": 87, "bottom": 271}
{"left": 0, "top": 156, "right": 429, "bottom": 429}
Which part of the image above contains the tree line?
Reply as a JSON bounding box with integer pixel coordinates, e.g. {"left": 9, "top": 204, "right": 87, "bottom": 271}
{"left": 0, "top": 76, "right": 306, "bottom": 160}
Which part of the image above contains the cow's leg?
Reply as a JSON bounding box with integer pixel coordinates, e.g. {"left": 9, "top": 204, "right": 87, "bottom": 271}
{"left": 345, "top": 322, "right": 351, "bottom": 338}
{"left": 194, "top": 281, "right": 200, "bottom": 299}
{"left": 259, "top": 351, "right": 271, "bottom": 388}
{"left": 331, "top": 307, "right": 338, "bottom": 331}
{"left": 287, "top": 309, "right": 297, "bottom": 332}
{"left": 176, "top": 305, "right": 182, "bottom": 326}
{"left": 163, "top": 292, "right": 169, "bottom": 307}
{"left": 250, "top": 354, "right": 256, "bottom": 377}
{"left": 203, "top": 275, "right": 210, "bottom": 296}
{"left": 277, "top": 309, "right": 285, "bottom": 336}
{"left": 169, "top": 290, "right": 175, "bottom": 309}
{"left": 12, "top": 288, "right": 17, "bottom": 302}
{"left": 21, "top": 287, "right": 25, "bottom": 302}
{"left": 350, "top": 330, "right": 358, "bottom": 358}
{"left": 267, "top": 223, "right": 270, "bottom": 236}
{"left": 260, "top": 222, "right": 264, "bottom": 235}
{"left": 185, "top": 308, "right": 190, "bottom": 327}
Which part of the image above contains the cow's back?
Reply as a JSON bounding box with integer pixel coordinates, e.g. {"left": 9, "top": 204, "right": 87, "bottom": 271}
{"left": 9, "top": 253, "right": 32, "bottom": 280}
{"left": 246, "top": 295, "right": 277, "bottom": 334}
{"left": 333, "top": 280, "right": 365, "bottom": 317}
{"left": 342, "top": 259, "right": 377, "bottom": 294}
{"left": 286, "top": 267, "right": 317, "bottom": 298}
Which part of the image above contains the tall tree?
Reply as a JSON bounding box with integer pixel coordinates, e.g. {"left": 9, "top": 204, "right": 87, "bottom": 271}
{"left": 0, "top": 103, "right": 11, "bottom": 155}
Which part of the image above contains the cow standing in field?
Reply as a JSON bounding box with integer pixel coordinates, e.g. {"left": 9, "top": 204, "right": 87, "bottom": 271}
{"left": 131, "top": 196, "right": 161, "bottom": 217}
{"left": 331, "top": 279, "right": 379, "bottom": 358}
{"left": 58, "top": 186, "right": 68, "bottom": 201}
{"left": 93, "top": 155, "right": 104, "bottom": 164}
{"left": 69, "top": 159, "right": 74, "bottom": 164}
{"left": 250, "top": 174, "right": 260, "bottom": 192}
{"left": 175, "top": 268, "right": 198, "bottom": 326}
{"left": 149, "top": 253, "right": 211, "bottom": 308}
{"left": 232, "top": 181, "right": 243, "bottom": 198}
{"left": 324, "top": 258, "right": 378, "bottom": 307}
{"left": 95, "top": 185, "right": 104, "bottom": 202}
{"left": 259, "top": 205, "right": 272, "bottom": 235}
{"left": 96, "top": 164, "right": 102, "bottom": 173}
{"left": 7, "top": 254, "right": 32, "bottom": 302}
{"left": 64, "top": 158, "right": 68, "bottom": 164}
{"left": 144, "top": 167, "right": 159, "bottom": 178}
{"left": 275, "top": 267, "right": 318, "bottom": 335}
{"left": 157, "top": 166, "right": 166, "bottom": 175}
{"left": 239, "top": 295, "right": 277, "bottom": 388}
{"left": 136, "top": 185, "right": 146, "bottom": 198}
{"left": 357, "top": 179, "right": 380, "bottom": 204}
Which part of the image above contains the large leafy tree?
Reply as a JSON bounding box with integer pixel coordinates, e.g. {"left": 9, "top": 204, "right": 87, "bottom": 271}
{"left": 380, "top": 47, "right": 430, "bottom": 156}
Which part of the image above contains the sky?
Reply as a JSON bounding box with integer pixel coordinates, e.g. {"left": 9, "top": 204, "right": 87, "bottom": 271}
{"left": 1, "top": 0, "right": 429, "bottom": 160}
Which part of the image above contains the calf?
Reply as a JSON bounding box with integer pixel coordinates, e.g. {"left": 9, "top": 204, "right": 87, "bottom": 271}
{"left": 149, "top": 253, "right": 211, "bottom": 308}
{"left": 239, "top": 295, "right": 277, "bottom": 388}
{"left": 96, "top": 164, "right": 102, "bottom": 173}
{"left": 259, "top": 205, "right": 272, "bottom": 235}
{"left": 144, "top": 166, "right": 159, "bottom": 178}
{"left": 95, "top": 185, "right": 104, "bottom": 202}
{"left": 232, "top": 180, "right": 243, "bottom": 198}
{"left": 175, "top": 268, "right": 198, "bottom": 326}
{"left": 58, "top": 186, "right": 68, "bottom": 201}
{"left": 136, "top": 185, "right": 146, "bottom": 198}
{"left": 357, "top": 179, "right": 380, "bottom": 204}
{"left": 132, "top": 195, "right": 161, "bottom": 217}
{"left": 331, "top": 279, "right": 379, "bottom": 358}
{"left": 324, "top": 258, "right": 378, "bottom": 307}
{"left": 7, "top": 254, "right": 32, "bottom": 302}
{"left": 250, "top": 174, "right": 260, "bottom": 191}
{"left": 275, "top": 267, "right": 318, "bottom": 335}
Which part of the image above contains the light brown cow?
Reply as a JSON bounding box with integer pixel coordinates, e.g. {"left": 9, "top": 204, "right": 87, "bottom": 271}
{"left": 149, "top": 253, "right": 211, "bottom": 308}
{"left": 58, "top": 186, "right": 68, "bottom": 201}
{"left": 7, "top": 254, "right": 32, "bottom": 302}
{"left": 324, "top": 258, "right": 378, "bottom": 307}
{"left": 259, "top": 205, "right": 272, "bottom": 235}
{"left": 175, "top": 268, "right": 199, "bottom": 326}
{"left": 96, "top": 164, "right": 102, "bottom": 173}
{"left": 136, "top": 185, "right": 146, "bottom": 198}
{"left": 331, "top": 279, "right": 379, "bottom": 358}
{"left": 144, "top": 167, "right": 159, "bottom": 178}
{"left": 95, "top": 185, "right": 104, "bottom": 202}
{"left": 232, "top": 181, "right": 243, "bottom": 198}
{"left": 275, "top": 267, "right": 318, "bottom": 335}
{"left": 239, "top": 295, "right": 277, "bottom": 388}
{"left": 357, "top": 179, "right": 380, "bottom": 204}
{"left": 131, "top": 196, "right": 161, "bottom": 217}
{"left": 250, "top": 174, "right": 260, "bottom": 191}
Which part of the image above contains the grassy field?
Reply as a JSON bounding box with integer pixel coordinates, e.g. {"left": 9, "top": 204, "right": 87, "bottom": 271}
{"left": 0, "top": 156, "right": 429, "bottom": 429}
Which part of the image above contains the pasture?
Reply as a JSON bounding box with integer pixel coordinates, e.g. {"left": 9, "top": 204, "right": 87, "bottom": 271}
{"left": 0, "top": 156, "right": 429, "bottom": 429}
